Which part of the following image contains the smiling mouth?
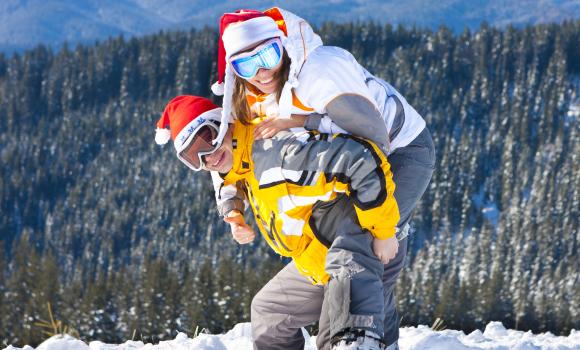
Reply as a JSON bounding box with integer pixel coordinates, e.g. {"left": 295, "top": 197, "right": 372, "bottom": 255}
{"left": 258, "top": 77, "right": 275, "bottom": 85}
{"left": 211, "top": 151, "right": 225, "bottom": 168}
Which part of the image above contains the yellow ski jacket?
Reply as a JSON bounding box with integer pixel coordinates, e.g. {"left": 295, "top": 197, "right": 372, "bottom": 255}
{"left": 216, "top": 120, "right": 399, "bottom": 284}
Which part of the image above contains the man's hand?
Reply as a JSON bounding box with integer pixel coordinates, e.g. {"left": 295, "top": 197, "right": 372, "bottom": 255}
{"left": 254, "top": 114, "right": 307, "bottom": 140}
{"left": 372, "top": 236, "right": 399, "bottom": 265}
{"left": 223, "top": 210, "right": 256, "bottom": 245}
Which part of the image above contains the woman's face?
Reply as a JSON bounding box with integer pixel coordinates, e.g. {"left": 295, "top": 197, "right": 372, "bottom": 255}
{"left": 230, "top": 39, "right": 284, "bottom": 94}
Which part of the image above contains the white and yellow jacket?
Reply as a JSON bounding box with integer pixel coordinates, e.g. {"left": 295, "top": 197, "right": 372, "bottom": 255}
{"left": 214, "top": 120, "right": 399, "bottom": 284}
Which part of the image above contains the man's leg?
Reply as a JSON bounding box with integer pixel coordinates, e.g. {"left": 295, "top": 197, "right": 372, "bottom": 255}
{"left": 317, "top": 293, "right": 332, "bottom": 350}
{"left": 251, "top": 261, "right": 324, "bottom": 350}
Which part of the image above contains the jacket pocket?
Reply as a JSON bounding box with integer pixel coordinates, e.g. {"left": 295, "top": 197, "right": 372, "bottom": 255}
{"left": 294, "top": 239, "right": 330, "bottom": 285}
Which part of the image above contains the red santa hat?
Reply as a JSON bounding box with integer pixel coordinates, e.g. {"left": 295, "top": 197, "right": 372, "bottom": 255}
{"left": 211, "top": 9, "right": 284, "bottom": 96}
{"left": 155, "top": 95, "right": 222, "bottom": 151}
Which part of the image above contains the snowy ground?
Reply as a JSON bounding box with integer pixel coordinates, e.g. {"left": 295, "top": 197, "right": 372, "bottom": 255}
{"left": 4, "top": 322, "right": 580, "bottom": 350}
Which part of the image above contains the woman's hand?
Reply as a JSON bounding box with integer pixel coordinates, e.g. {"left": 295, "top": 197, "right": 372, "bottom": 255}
{"left": 372, "top": 236, "right": 399, "bottom": 264}
{"left": 223, "top": 210, "right": 256, "bottom": 245}
{"left": 254, "top": 114, "right": 307, "bottom": 140}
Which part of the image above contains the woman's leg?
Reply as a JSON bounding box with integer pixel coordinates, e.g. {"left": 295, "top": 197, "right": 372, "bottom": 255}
{"left": 317, "top": 208, "right": 386, "bottom": 349}
{"left": 310, "top": 195, "right": 386, "bottom": 349}
{"left": 382, "top": 127, "right": 436, "bottom": 347}
{"left": 381, "top": 237, "right": 407, "bottom": 348}
{"left": 388, "top": 127, "right": 436, "bottom": 239}
{"left": 251, "top": 261, "right": 324, "bottom": 350}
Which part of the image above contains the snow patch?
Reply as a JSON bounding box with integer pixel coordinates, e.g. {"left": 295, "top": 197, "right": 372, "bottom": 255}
{"left": 37, "top": 335, "right": 89, "bottom": 350}
{"left": 4, "top": 322, "right": 580, "bottom": 350}
{"left": 483, "top": 321, "right": 509, "bottom": 338}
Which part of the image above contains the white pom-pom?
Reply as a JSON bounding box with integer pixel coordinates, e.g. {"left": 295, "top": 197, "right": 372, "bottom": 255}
{"left": 155, "top": 128, "right": 171, "bottom": 145}
{"left": 211, "top": 81, "right": 224, "bottom": 96}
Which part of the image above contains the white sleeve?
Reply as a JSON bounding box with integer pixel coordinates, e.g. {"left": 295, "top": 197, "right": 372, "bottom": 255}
{"left": 295, "top": 47, "right": 379, "bottom": 113}
{"left": 296, "top": 47, "right": 389, "bottom": 151}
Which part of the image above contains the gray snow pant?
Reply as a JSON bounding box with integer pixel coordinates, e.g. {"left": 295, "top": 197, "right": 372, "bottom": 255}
{"left": 251, "top": 128, "right": 435, "bottom": 350}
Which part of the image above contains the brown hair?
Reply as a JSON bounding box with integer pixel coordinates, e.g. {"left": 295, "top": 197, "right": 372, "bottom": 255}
{"left": 232, "top": 50, "right": 291, "bottom": 125}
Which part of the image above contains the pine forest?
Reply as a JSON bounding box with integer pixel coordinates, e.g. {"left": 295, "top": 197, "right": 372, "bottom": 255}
{"left": 0, "top": 21, "right": 578, "bottom": 346}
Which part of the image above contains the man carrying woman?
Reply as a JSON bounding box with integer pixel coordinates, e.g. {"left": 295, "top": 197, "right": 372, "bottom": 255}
{"left": 155, "top": 7, "right": 435, "bottom": 350}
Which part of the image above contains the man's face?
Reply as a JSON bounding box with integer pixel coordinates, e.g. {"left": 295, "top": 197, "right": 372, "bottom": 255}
{"left": 202, "top": 126, "right": 234, "bottom": 173}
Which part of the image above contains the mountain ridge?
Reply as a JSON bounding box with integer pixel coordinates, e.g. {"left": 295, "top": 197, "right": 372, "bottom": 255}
{"left": 1, "top": 0, "right": 578, "bottom": 54}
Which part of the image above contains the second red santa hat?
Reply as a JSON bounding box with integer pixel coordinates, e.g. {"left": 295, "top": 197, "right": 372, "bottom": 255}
{"left": 154, "top": 95, "right": 221, "bottom": 151}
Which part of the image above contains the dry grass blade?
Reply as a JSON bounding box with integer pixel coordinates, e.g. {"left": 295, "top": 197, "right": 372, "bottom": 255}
{"left": 431, "top": 317, "right": 447, "bottom": 331}
{"left": 34, "top": 301, "right": 80, "bottom": 339}
{"left": 33, "top": 320, "right": 53, "bottom": 329}
{"left": 47, "top": 302, "right": 56, "bottom": 329}
{"left": 41, "top": 330, "right": 55, "bottom": 337}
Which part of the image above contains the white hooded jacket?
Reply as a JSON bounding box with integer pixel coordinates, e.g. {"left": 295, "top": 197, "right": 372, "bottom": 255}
{"left": 213, "top": 7, "right": 426, "bottom": 217}
{"left": 232, "top": 7, "right": 426, "bottom": 154}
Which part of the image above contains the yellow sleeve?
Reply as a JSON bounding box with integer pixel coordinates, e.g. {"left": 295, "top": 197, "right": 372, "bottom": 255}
{"left": 352, "top": 158, "right": 399, "bottom": 240}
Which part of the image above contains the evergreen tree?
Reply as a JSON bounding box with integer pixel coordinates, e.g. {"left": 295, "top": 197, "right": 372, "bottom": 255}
{"left": 190, "top": 258, "right": 220, "bottom": 333}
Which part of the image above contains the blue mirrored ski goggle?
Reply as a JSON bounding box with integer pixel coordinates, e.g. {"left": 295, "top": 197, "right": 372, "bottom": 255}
{"left": 229, "top": 38, "right": 283, "bottom": 79}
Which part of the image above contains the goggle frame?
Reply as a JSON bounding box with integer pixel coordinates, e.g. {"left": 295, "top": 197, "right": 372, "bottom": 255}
{"left": 229, "top": 38, "right": 284, "bottom": 79}
{"left": 176, "top": 120, "right": 221, "bottom": 171}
